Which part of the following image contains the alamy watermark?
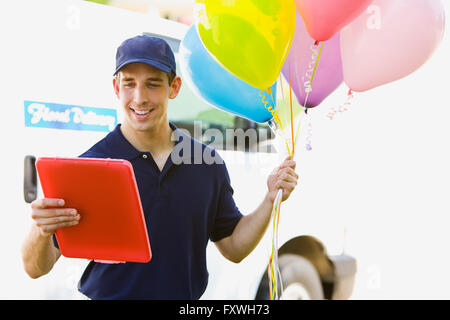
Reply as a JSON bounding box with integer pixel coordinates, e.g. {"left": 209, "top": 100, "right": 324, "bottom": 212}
{"left": 366, "top": 4, "right": 382, "bottom": 30}
{"left": 169, "top": 121, "right": 284, "bottom": 170}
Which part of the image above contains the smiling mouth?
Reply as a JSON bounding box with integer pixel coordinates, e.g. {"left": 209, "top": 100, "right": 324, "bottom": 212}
{"left": 130, "top": 107, "right": 154, "bottom": 117}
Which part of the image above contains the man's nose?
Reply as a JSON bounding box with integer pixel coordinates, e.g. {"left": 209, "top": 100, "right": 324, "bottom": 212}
{"left": 133, "top": 84, "right": 148, "bottom": 105}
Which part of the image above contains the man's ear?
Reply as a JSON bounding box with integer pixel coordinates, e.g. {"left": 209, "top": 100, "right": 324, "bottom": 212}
{"left": 169, "top": 76, "right": 182, "bottom": 100}
{"left": 113, "top": 75, "right": 120, "bottom": 99}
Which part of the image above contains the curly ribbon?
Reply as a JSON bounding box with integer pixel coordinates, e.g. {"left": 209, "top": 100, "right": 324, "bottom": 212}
{"left": 259, "top": 88, "right": 283, "bottom": 129}
{"left": 326, "top": 89, "right": 355, "bottom": 120}
{"left": 261, "top": 88, "right": 293, "bottom": 158}
{"left": 295, "top": 41, "right": 324, "bottom": 152}
{"left": 302, "top": 41, "right": 323, "bottom": 98}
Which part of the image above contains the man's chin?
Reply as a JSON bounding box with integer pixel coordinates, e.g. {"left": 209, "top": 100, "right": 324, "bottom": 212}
{"left": 131, "top": 120, "right": 160, "bottom": 133}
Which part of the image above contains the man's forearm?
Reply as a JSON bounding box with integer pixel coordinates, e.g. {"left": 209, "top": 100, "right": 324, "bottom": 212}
{"left": 225, "top": 192, "right": 274, "bottom": 262}
{"left": 21, "top": 225, "right": 60, "bottom": 279}
{"left": 216, "top": 156, "right": 298, "bottom": 263}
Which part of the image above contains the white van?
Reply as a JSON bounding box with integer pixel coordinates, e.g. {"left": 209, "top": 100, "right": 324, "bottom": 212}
{"left": 17, "top": 0, "right": 450, "bottom": 300}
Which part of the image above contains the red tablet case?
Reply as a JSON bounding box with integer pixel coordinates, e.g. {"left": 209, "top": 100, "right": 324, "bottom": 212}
{"left": 35, "top": 157, "right": 151, "bottom": 263}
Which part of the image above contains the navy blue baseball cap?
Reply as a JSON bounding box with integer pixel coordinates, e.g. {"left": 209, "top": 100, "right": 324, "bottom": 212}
{"left": 114, "top": 35, "right": 176, "bottom": 76}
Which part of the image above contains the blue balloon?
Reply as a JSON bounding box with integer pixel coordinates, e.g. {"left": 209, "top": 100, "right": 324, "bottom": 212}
{"left": 179, "top": 25, "right": 276, "bottom": 123}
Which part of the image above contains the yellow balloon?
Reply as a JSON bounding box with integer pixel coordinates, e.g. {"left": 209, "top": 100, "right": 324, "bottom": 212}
{"left": 195, "top": 0, "right": 296, "bottom": 89}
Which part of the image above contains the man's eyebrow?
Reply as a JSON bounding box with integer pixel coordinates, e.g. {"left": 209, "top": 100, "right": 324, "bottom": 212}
{"left": 145, "top": 77, "right": 164, "bottom": 82}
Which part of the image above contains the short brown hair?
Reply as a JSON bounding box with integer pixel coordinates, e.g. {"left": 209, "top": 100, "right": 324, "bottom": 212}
{"left": 167, "top": 71, "right": 176, "bottom": 86}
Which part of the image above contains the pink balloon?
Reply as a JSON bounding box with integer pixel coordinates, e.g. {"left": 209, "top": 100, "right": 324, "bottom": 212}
{"left": 341, "top": 0, "right": 445, "bottom": 92}
{"left": 282, "top": 10, "right": 343, "bottom": 109}
{"left": 294, "top": 0, "right": 374, "bottom": 41}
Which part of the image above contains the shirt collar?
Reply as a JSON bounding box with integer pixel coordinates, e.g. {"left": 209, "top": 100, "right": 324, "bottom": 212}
{"left": 106, "top": 122, "right": 192, "bottom": 161}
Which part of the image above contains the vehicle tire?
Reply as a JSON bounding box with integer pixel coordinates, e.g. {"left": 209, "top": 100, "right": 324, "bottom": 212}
{"left": 255, "top": 254, "right": 324, "bottom": 300}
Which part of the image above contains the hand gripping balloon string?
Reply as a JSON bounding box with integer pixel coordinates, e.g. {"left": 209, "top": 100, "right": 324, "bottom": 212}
{"left": 267, "top": 74, "right": 293, "bottom": 298}
{"left": 266, "top": 43, "right": 323, "bottom": 300}
{"left": 326, "top": 89, "right": 354, "bottom": 120}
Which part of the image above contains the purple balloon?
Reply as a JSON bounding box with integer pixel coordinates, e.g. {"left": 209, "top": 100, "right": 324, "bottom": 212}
{"left": 282, "top": 10, "right": 343, "bottom": 108}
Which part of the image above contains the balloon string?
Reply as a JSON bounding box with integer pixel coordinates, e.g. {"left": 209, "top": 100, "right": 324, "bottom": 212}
{"left": 268, "top": 119, "right": 292, "bottom": 159}
{"left": 278, "top": 73, "right": 285, "bottom": 103}
{"left": 268, "top": 44, "right": 322, "bottom": 298}
{"left": 266, "top": 71, "right": 294, "bottom": 299}
{"left": 310, "top": 42, "right": 323, "bottom": 84}
{"left": 276, "top": 74, "right": 294, "bottom": 158}
{"left": 261, "top": 86, "right": 292, "bottom": 157}
{"left": 288, "top": 62, "right": 295, "bottom": 158}
{"left": 293, "top": 41, "right": 323, "bottom": 151}
{"left": 267, "top": 188, "right": 283, "bottom": 300}
{"left": 266, "top": 43, "right": 324, "bottom": 299}
{"left": 268, "top": 191, "right": 281, "bottom": 299}
{"left": 301, "top": 41, "right": 323, "bottom": 108}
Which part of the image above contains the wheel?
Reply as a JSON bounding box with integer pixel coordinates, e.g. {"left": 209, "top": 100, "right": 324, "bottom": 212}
{"left": 255, "top": 254, "right": 324, "bottom": 300}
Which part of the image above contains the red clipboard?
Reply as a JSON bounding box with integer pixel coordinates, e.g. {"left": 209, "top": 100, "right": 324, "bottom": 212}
{"left": 35, "top": 157, "right": 151, "bottom": 263}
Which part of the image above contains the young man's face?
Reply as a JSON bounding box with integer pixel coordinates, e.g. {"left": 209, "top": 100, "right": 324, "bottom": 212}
{"left": 113, "top": 62, "right": 180, "bottom": 133}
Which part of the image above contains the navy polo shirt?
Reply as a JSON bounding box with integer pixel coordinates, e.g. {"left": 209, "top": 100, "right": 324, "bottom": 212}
{"left": 53, "top": 122, "right": 243, "bottom": 299}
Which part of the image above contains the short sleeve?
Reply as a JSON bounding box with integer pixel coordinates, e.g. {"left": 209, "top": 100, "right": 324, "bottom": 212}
{"left": 209, "top": 163, "right": 243, "bottom": 242}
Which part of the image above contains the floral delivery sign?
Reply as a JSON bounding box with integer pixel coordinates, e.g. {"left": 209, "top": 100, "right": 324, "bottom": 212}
{"left": 24, "top": 100, "right": 117, "bottom": 132}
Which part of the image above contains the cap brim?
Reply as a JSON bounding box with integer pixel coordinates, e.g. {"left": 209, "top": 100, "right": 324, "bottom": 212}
{"left": 113, "top": 58, "right": 172, "bottom": 75}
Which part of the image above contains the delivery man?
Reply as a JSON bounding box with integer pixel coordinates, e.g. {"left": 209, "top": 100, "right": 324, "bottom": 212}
{"left": 21, "top": 35, "right": 298, "bottom": 299}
